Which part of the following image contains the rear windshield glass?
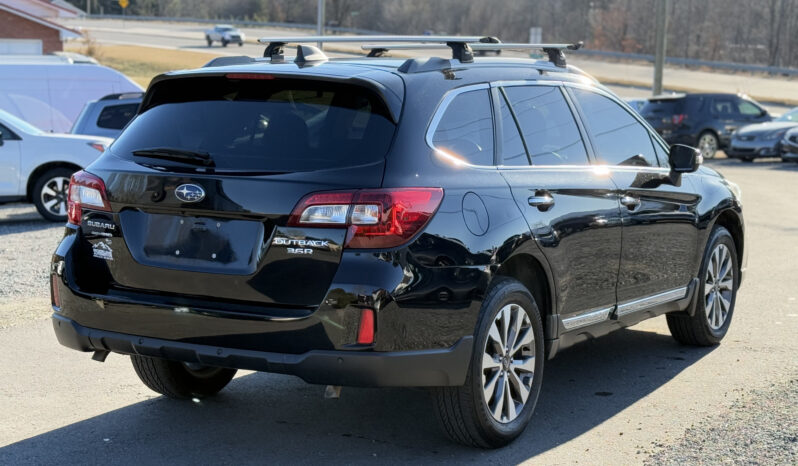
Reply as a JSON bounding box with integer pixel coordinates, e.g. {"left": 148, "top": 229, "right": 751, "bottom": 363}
{"left": 641, "top": 99, "right": 684, "bottom": 116}
{"left": 109, "top": 76, "right": 396, "bottom": 172}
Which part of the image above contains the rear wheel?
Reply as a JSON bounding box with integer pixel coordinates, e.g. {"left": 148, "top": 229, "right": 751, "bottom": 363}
{"left": 131, "top": 355, "right": 237, "bottom": 399}
{"left": 667, "top": 226, "right": 738, "bottom": 346}
{"left": 697, "top": 131, "right": 719, "bottom": 159}
{"left": 432, "top": 277, "right": 544, "bottom": 448}
{"left": 206, "top": 35, "right": 212, "bottom": 47}
{"left": 32, "top": 167, "right": 74, "bottom": 222}
{"left": 221, "top": 39, "right": 228, "bottom": 47}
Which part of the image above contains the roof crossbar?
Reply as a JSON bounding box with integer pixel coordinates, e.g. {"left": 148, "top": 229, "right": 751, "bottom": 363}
{"left": 259, "top": 35, "right": 490, "bottom": 62}
{"left": 361, "top": 41, "right": 584, "bottom": 67}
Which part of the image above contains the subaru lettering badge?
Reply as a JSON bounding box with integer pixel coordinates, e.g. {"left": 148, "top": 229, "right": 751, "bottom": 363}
{"left": 175, "top": 184, "right": 205, "bottom": 203}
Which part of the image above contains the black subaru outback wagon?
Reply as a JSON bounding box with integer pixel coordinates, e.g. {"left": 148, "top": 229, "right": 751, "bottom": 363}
{"left": 51, "top": 37, "right": 746, "bottom": 448}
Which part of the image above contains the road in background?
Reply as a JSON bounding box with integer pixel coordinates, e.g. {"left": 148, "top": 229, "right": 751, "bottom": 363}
{"left": 62, "top": 18, "right": 797, "bottom": 115}
{"left": 1, "top": 159, "right": 796, "bottom": 464}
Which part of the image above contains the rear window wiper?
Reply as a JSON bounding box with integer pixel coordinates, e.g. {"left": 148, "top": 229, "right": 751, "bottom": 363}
{"left": 132, "top": 148, "right": 215, "bottom": 167}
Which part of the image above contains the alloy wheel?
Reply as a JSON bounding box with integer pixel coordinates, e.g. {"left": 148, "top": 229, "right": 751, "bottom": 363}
{"left": 698, "top": 134, "right": 718, "bottom": 159}
{"left": 40, "top": 176, "right": 70, "bottom": 217}
{"left": 481, "top": 303, "right": 536, "bottom": 423}
{"left": 705, "top": 243, "right": 734, "bottom": 330}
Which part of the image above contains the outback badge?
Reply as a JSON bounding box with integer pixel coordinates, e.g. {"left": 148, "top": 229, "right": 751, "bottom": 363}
{"left": 175, "top": 184, "right": 205, "bottom": 203}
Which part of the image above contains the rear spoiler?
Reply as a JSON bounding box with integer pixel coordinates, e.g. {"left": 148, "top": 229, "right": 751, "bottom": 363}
{"left": 140, "top": 70, "right": 404, "bottom": 124}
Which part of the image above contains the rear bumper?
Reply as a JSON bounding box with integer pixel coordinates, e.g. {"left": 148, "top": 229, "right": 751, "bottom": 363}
{"left": 726, "top": 140, "right": 781, "bottom": 159}
{"left": 53, "top": 313, "right": 472, "bottom": 387}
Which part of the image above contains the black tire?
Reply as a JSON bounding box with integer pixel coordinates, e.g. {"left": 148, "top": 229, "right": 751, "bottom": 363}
{"left": 206, "top": 36, "right": 212, "bottom": 47}
{"left": 432, "top": 277, "right": 545, "bottom": 448}
{"left": 238, "top": 42, "right": 244, "bottom": 46}
{"left": 32, "top": 167, "right": 74, "bottom": 222}
{"left": 221, "top": 39, "right": 228, "bottom": 47}
{"left": 667, "top": 226, "right": 739, "bottom": 346}
{"left": 130, "top": 355, "right": 237, "bottom": 399}
{"left": 741, "top": 157, "right": 754, "bottom": 163}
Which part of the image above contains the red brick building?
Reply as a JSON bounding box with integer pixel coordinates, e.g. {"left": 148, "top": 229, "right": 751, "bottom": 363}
{"left": 0, "top": 2, "right": 81, "bottom": 54}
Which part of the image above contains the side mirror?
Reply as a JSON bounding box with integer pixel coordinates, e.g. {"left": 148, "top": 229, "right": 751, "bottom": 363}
{"left": 669, "top": 144, "right": 701, "bottom": 173}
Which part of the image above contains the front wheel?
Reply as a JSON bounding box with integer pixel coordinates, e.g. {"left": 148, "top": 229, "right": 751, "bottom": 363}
{"left": 32, "top": 167, "right": 74, "bottom": 222}
{"left": 131, "top": 355, "right": 237, "bottom": 399}
{"left": 432, "top": 277, "right": 545, "bottom": 448}
{"left": 206, "top": 36, "right": 212, "bottom": 47}
{"left": 667, "top": 226, "right": 739, "bottom": 346}
{"left": 221, "top": 39, "right": 228, "bottom": 47}
{"left": 697, "top": 131, "right": 719, "bottom": 159}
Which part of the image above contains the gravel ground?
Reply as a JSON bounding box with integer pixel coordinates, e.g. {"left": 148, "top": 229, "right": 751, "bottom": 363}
{"left": 0, "top": 204, "right": 62, "bottom": 328}
{"left": 645, "top": 379, "right": 798, "bottom": 465}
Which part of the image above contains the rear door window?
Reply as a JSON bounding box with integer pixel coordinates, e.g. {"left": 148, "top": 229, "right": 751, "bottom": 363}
{"left": 110, "top": 77, "right": 396, "bottom": 172}
{"left": 431, "top": 89, "right": 494, "bottom": 166}
{"left": 571, "top": 88, "right": 658, "bottom": 167}
{"left": 96, "top": 103, "right": 138, "bottom": 130}
{"left": 502, "top": 86, "right": 589, "bottom": 166}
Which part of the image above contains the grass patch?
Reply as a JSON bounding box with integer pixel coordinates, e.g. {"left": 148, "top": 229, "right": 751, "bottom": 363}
{"left": 66, "top": 43, "right": 223, "bottom": 88}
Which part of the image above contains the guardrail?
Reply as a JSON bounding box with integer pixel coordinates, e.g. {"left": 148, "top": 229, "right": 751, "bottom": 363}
{"left": 569, "top": 49, "right": 798, "bottom": 77}
{"left": 86, "top": 14, "right": 798, "bottom": 76}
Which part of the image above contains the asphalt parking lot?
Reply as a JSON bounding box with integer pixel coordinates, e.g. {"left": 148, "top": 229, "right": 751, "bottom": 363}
{"left": 0, "top": 158, "right": 796, "bottom": 465}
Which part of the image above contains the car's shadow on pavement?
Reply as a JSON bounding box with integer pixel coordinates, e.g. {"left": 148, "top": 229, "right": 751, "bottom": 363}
{"left": 0, "top": 326, "right": 714, "bottom": 464}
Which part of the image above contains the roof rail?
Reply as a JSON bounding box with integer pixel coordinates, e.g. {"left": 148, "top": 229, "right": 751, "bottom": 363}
{"left": 258, "top": 35, "right": 492, "bottom": 63}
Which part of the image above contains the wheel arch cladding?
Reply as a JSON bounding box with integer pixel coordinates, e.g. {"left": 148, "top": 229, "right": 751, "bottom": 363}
{"left": 713, "top": 209, "right": 744, "bottom": 272}
{"left": 494, "top": 254, "right": 554, "bottom": 338}
{"left": 26, "top": 162, "right": 82, "bottom": 201}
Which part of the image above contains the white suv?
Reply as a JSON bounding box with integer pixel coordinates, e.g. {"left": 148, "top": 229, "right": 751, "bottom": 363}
{"left": 0, "top": 109, "right": 112, "bottom": 221}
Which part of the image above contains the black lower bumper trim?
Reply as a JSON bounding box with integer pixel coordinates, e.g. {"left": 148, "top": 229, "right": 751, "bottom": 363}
{"left": 52, "top": 314, "right": 472, "bottom": 387}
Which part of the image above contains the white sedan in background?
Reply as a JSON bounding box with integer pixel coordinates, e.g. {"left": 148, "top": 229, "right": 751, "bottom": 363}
{"left": 0, "top": 109, "right": 112, "bottom": 222}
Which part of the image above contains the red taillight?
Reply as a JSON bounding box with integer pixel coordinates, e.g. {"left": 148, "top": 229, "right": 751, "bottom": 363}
{"left": 287, "top": 188, "right": 444, "bottom": 249}
{"left": 226, "top": 73, "right": 276, "bottom": 80}
{"left": 88, "top": 142, "right": 106, "bottom": 152}
{"left": 357, "top": 309, "right": 375, "bottom": 345}
{"left": 672, "top": 114, "right": 687, "bottom": 125}
{"left": 67, "top": 170, "right": 110, "bottom": 225}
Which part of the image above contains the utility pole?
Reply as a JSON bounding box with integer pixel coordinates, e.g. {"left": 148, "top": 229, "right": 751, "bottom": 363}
{"left": 316, "top": 0, "right": 325, "bottom": 49}
{"left": 653, "top": 0, "right": 670, "bottom": 95}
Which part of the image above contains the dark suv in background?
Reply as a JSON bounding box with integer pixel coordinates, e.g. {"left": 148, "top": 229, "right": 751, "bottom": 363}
{"left": 51, "top": 37, "right": 746, "bottom": 448}
{"left": 642, "top": 93, "right": 771, "bottom": 159}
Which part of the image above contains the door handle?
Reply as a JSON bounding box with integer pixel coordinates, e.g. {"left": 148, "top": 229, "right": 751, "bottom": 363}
{"left": 528, "top": 193, "right": 554, "bottom": 211}
{"left": 620, "top": 195, "right": 641, "bottom": 210}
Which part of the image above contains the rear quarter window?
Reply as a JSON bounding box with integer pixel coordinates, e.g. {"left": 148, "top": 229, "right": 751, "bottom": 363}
{"left": 431, "top": 89, "right": 494, "bottom": 166}
{"left": 97, "top": 103, "right": 138, "bottom": 130}
{"left": 110, "top": 77, "right": 396, "bottom": 172}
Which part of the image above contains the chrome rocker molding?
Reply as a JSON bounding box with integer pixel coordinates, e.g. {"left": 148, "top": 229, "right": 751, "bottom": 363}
{"left": 560, "top": 286, "right": 689, "bottom": 331}
{"left": 561, "top": 306, "right": 613, "bottom": 330}
{"left": 615, "top": 287, "right": 689, "bottom": 317}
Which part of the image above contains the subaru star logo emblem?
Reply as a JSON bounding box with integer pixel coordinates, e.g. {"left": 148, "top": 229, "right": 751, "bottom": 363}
{"left": 174, "top": 184, "right": 205, "bottom": 203}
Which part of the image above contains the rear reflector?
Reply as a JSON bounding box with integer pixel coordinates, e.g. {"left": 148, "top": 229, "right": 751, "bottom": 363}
{"left": 51, "top": 274, "right": 61, "bottom": 308}
{"left": 288, "top": 188, "right": 444, "bottom": 249}
{"left": 67, "top": 170, "right": 110, "bottom": 225}
{"left": 357, "top": 309, "right": 375, "bottom": 345}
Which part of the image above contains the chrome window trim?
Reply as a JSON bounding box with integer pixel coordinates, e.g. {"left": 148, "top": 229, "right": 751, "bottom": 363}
{"left": 561, "top": 306, "right": 613, "bottom": 330}
{"left": 615, "top": 286, "right": 688, "bottom": 317}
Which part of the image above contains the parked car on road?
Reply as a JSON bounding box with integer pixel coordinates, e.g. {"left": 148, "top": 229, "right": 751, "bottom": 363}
{"left": 0, "top": 109, "right": 111, "bottom": 221}
{"left": 641, "top": 93, "right": 771, "bottom": 159}
{"left": 781, "top": 126, "right": 798, "bottom": 163}
{"left": 205, "top": 25, "right": 245, "bottom": 47}
{"left": 625, "top": 97, "right": 648, "bottom": 113}
{"left": 51, "top": 38, "right": 745, "bottom": 448}
{"left": 71, "top": 92, "right": 143, "bottom": 138}
{"left": 0, "top": 56, "right": 142, "bottom": 133}
{"left": 727, "top": 107, "right": 798, "bottom": 162}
